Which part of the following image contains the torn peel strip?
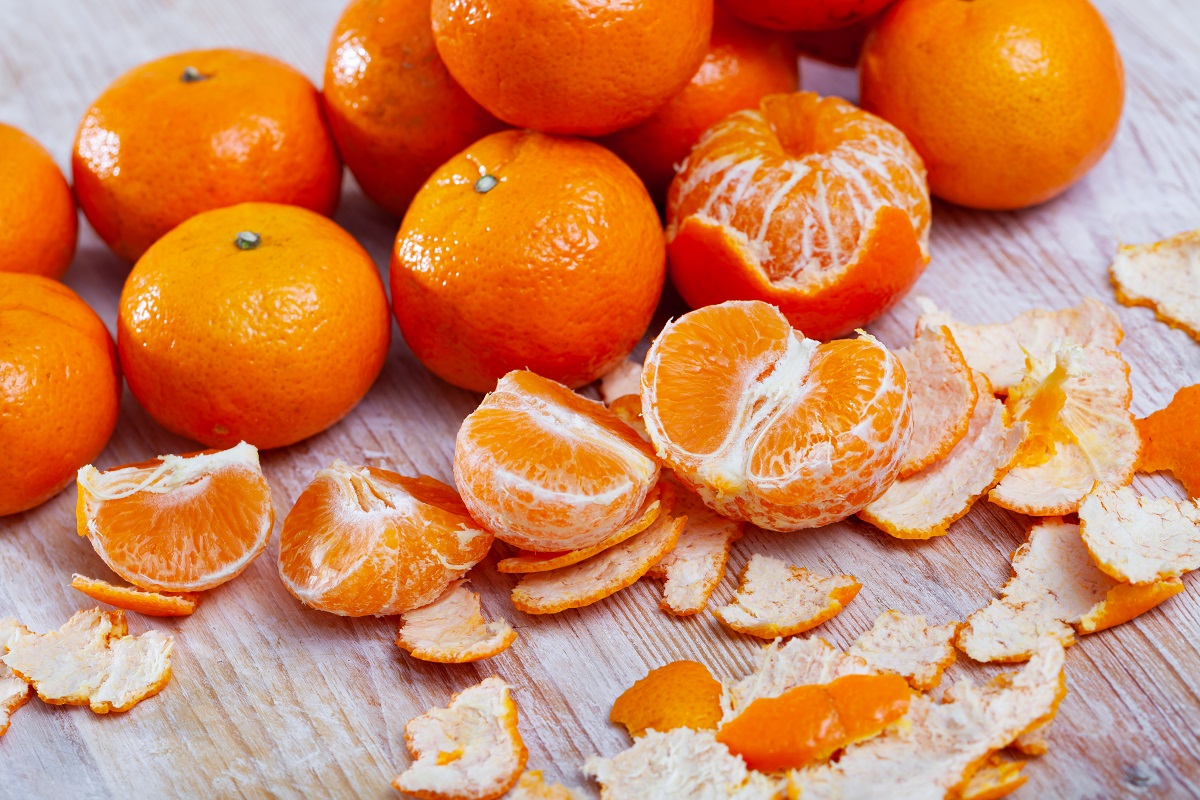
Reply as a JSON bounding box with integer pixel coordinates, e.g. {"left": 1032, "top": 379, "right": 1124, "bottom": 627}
{"left": 70, "top": 574, "right": 200, "bottom": 617}
{"left": 1079, "top": 483, "right": 1200, "bottom": 584}
{"left": 396, "top": 580, "right": 516, "bottom": 664}
{"left": 714, "top": 553, "right": 860, "bottom": 639}
{"left": 896, "top": 324, "right": 977, "bottom": 478}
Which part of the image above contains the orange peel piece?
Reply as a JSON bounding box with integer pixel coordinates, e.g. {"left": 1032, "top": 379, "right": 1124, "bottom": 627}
{"left": 896, "top": 324, "right": 977, "bottom": 477}
{"left": 1137, "top": 384, "right": 1200, "bottom": 497}
{"left": 847, "top": 610, "right": 958, "bottom": 691}
{"left": 508, "top": 771, "right": 582, "bottom": 800}
{"left": 1079, "top": 484, "right": 1200, "bottom": 584}
{"left": 393, "top": 676, "right": 527, "bottom": 800}
{"left": 989, "top": 344, "right": 1138, "bottom": 516}
{"left": 786, "top": 639, "right": 1066, "bottom": 800}
{"left": 1110, "top": 228, "right": 1200, "bottom": 343}
{"left": 396, "top": 581, "right": 516, "bottom": 664}
{"left": 860, "top": 371, "right": 1024, "bottom": 539}
{"left": 510, "top": 509, "right": 684, "bottom": 615}
{"left": 915, "top": 297, "right": 1123, "bottom": 394}
{"left": 957, "top": 520, "right": 1182, "bottom": 663}
{"left": 0, "top": 618, "right": 33, "bottom": 737}
{"left": 610, "top": 660, "right": 724, "bottom": 739}
{"left": 960, "top": 754, "right": 1028, "bottom": 800}
{"left": 70, "top": 574, "right": 201, "bottom": 617}
{"left": 496, "top": 485, "right": 665, "bottom": 574}
{"left": 713, "top": 554, "right": 860, "bottom": 639}
{"left": 1, "top": 608, "right": 173, "bottom": 713}
{"left": 598, "top": 360, "right": 644, "bottom": 405}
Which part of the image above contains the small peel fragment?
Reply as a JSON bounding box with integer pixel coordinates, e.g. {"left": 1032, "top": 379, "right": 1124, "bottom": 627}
{"left": 0, "top": 618, "right": 33, "bottom": 737}
{"left": 608, "top": 394, "right": 650, "bottom": 442}
{"left": 960, "top": 754, "right": 1028, "bottom": 800}
{"left": 610, "top": 660, "right": 724, "bottom": 739}
{"left": 1079, "top": 484, "right": 1200, "bottom": 584}
{"left": 896, "top": 324, "right": 977, "bottom": 477}
{"left": 1136, "top": 384, "right": 1200, "bottom": 497}
{"left": 860, "top": 371, "right": 1024, "bottom": 539}
{"left": 599, "top": 361, "right": 644, "bottom": 405}
{"left": 714, "top": 554, "right": 860, "bottom": 639}
{"left": 510, "top": 511, "right": 684, "bottom": 614}
{"left": 957, "top": 520, "right": 1182, "bottom": 663}
{"left": 1, "top": 608, "right": 173, "bottom": 713}
{"left": 396, "top": 581, "right": 516, "bottom": 664}
{"left": 393, "top": 676, "right": 527, "bottom": 800}
{"left": 509, "top": 770, "right": 582, "bottom": 800}
{"left": 70, "top": 574, "right": 200, "bottom": 617}
{"left": 1110, "top": 228, "right": 1200, "bottom": 342}
{"left": 648, "top": 478, "right": 743, "bottom": 616}
{"left": 847, "top": 610, "right": 958, "bottom": 691}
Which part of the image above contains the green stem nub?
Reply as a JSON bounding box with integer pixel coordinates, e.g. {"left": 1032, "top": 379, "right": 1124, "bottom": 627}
{"left": 474, "top": 174, "right": 499, "bottom": 194}
{"left": 181, "top": 66, "right": 208, "bottom": 83}
{"left": 235, "top": 231, "right": 261, "bottom": 250}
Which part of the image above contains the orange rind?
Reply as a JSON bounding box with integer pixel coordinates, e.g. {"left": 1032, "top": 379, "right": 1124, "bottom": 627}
{"left": 510, "top": 511, "right": 684, "bottom": 615}
{"left": 713, "top": 554, "right": 860, "bottom": 639}
{"left": 609, "top": 660, "right": 724, "bottom": 739}
{"left": 598, "top": 360, "right": 644, "bottom": 406}
{"left": 1136, "top": 384, "right": 1200, "bottom": 497}
{"left": 0, "top": 618, "right": 33, "bottom": 737}
{"left": 1110, "top": 228, "right": 1200, "bottom": 343}
{"left": 960, "top": 754, "right": 1028, "bottom": 800}
{"left": 847, "top": 610, "right": 958, "bottom": 692}
{"left": 608, "top": 395, "right": 650, "bottom": 442}
{"left": 957, "top": 520, "right": 1182, "bottom": 663}
{"left": 496, "top": 485, "right": 666, "bottom": 574}
{"left": 393, "top": 676, "right": 528, "bottom": 800}
{"left": 989, "top": 345, "right": 1138, "bottom": 516}
{"left": 915, "top": 297, "right": 1123, "bottom": 394}
{"left": 1079, "top": 484, "right": 1200, "bottom": 584}
{"left": 509, "top": 771, "right": 582, "bottom": 800}
{"left": 722, "top": 637, "right": 874, "bottom": 723}
{"left": 896, "top": 325, "right": 977, "bottom": 477}
{"left": 396, "top": 581, "right": 516, "bottom": 664}
{"left": 859, "top": 371, "right": 1024, "bottom": 539}
{"left": 70, "top": 574, "right": 201, "bottom": 617}
{"left": 1, "top": 608, "right": 173, "bottom": 714}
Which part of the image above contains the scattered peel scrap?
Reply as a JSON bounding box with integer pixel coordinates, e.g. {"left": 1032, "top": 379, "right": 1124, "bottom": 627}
{"left": 1110, "top": 228, "right": 1200, "bottom": 343}
{"left": 714, "top": 554, "right": 860, "bottom": 639}
{"left": 1, "top": 608, "right": 173, "bottom": 713}
{"left": 957, "top": 520, "right": 1182, "bottom": 663}
{"left": 508, "top": 770, "right": 582, "bottom": 800}
{"left": 847, "top": 610, "right": 959, "bottom": 691}
{"left": 1136, "top": 384, "right": 1200, "bottom": 498}
{"left": 510, "top": 511, "right": 684, "bottom": 614}
{"left": 610, "top": 660, "right": 724, "bottom": 739}
{"left": 396, "top": 581, "right": 516, "bottom": 664}
{"left": 860, "top": 371, "right": 1024, "bottom": 539}
{"left": 959, "top": 753, "right": 1028, "bottom": 800}
{"left": 598, "top": 360, "right": 644, "bottom": 405}
{"left": 70, "top": 574, "right": 200, "bottom": 617}
{"left": 393, "top": 676, "right": 527, "bottom": 800}
{"left": 1079, "top": 484, "right": 1200, "bottom": 584}
{"left": 896, "top": 324, "right": 977, "bottom": 477}
{"left": 0, "top": 618, "right": 33, "bottom": 737}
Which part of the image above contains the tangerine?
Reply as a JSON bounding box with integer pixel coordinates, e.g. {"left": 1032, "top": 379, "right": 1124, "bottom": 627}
{"left": 721, "top": 0, "right": 896, "bottom": 31}
{"left": 0, "top": 124, "right": 77, "bottom": 278}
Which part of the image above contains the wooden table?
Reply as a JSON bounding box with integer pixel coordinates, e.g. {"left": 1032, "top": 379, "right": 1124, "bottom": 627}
{"left": 2, "top": 1, "right": 1199, "bottom": 797}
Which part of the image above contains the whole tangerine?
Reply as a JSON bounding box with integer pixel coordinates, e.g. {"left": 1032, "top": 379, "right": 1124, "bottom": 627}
{"left": 860, "top": 0, "right": 1124, "bottom": 210}
{"left": 117, "top": 202, "right": 391, "bottom": 450}
{"left": 430, "top": 0, "right": 714, "bottom": 136}
{"left": 74, "top": 49, "right": 342, "bottom": 262}
{"left": 0, "top": 124, "right": 78, "bottom": 278}
{"left": 0, "top": 274, "right": 121, "bottom": 516}
{"left": 323, "top": 0, "right": 507, "bottom": 218}
{"left": 721, "top": 0, "right": 895, "bottom": 31}
{"left": 391, "top": 130, "right": 666, "bottom": 393}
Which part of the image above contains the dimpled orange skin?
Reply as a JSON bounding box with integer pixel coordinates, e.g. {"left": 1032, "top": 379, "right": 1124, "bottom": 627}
{"left": 0, "top": 274, "right": 120, "bottom": 516}
{"left": 860, "top": 0, "right": 1124, "bottom": 210}
{"left": 430, "top": 0, "right": 713, "bottom": 136}
{"left": 721, "top": 0, "right": 896, "bottom": 31}
{"left": 323, "top": 0, "right": 507, "bottom": 219}
{"left": 74, "top": 49, "right": 342, "bottom": 263}
{"left": 118, "top": 203, "right": 391, "bottom": 450}
{"left": 598, "top": 7, "right": 799, "bottom": 201}
{"left": 391, "top": 130, "right": 666, "bottom": 393}
{"left": 0, "top": 125, "right": 78, "bottom": 279}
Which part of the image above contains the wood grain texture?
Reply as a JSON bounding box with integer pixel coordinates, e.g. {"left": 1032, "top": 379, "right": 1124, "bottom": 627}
{"left": 2, "top": 1, "right": 1199, "bottom": 798}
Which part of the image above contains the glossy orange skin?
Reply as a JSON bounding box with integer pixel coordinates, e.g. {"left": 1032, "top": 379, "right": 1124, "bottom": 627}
{"left": 391, "top": 130, "right": 666, "bottom": 393}
{"left": 599, "top": 7, "right": 799, "bottom": 201}
{"left": 721, "top": 0, "right": 895, "bottom": 31}
{"left": 431, "top": 0, "right": 714, "bottom": 136}
{"left": 118, "top": 203, "right": 391, "bottom": 450}
{"left": 0, "top": 274, "right": 120, "bottom": 516}
{"left": 860, "top": 0, "right": 1124, "bottom": 210}
{"left": 793, "top": 9, "right": 884, "bottom": 66}
{"left": 74, "top": 49, "right": 343, "bottom": 262}
{"left": 323, "top": 0, "right": 507, "bottom": 219}
{"left": 0, "top": 124, "right": 78, "bottom": 278}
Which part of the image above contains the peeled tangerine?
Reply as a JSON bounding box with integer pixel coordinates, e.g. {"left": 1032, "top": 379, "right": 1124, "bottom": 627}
{"left": 642, "top": 300, "right": 912, "bottom": 532}
{"left": 455, "top": 371, "right": 660, "bottom": 553}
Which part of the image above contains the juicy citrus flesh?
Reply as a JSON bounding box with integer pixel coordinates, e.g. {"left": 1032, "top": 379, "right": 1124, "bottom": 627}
{"left": 610, "top": 660, "right": 724, "bottom": 739}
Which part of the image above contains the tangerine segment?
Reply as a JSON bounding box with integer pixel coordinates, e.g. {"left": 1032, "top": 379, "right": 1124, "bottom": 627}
{"left": 1, "top": 608, "right": 173, "bottom": 714}
{"left": 70, "top": 575, "right": 200, "bottom": 617}
{"left": 896, "top": 325, "right": 977, "bottom": 477}
{"left": 76, "top": 441, "right": 273, "bottom": 593}
{"left": 510, "top": 512, "right": 685, "bottom": 615}
{"left": 1110, "top": 228, "right": 1200, "bottom": 343}
{"left": 455, "top": 371, "right": 660, "bottom": 553}
{"left": 714, "top": 554, "right": 860, "bottom": 639}
{"left": 1136, "top": 384, "right": 1200, "bottom": 497}
{"left": 495, "top": 485, "right": 665, "bottom": 574}
{"left": 0, "top": 619, "right": 33, "bottom": 737}
{"left": 396, "top": 581, "right": 515, "bottom": 664}
{"left": 847, "top": 610, "right": 959, "bottom": 692}
{"left": 393, "top": 676, "right": 527, "bottom": 800}
{"left": 1080, "top": 484, "right": 1200, "bottom": 584}
{"left": 610, "top": 661, "right": 724, "bottom": 739}
{"left": 279, "top": 462, "right": 492, "bottom": 617}
{"left": 642, "top": 301, "right": 912, "bottom": 532}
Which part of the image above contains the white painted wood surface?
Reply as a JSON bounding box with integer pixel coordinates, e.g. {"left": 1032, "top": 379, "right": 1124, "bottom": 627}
{"left": 2, "top": 1, "right": 1199, "bottom": 798}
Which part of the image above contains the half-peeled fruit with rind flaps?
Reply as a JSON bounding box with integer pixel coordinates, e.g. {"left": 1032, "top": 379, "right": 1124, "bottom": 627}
{"left": 1079, "top": 484, "right": 1200, "bottom": 585}
{"left": 714, "top": 553, "right": 860, "bottom": 639}
{"left": 396, "top": 581, "right": 516, "bottom": 664}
